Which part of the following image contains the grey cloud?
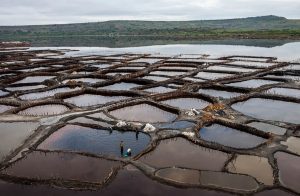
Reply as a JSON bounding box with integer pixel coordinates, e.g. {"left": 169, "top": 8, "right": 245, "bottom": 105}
{"left": 0, "top": 0, "right": 299, "bottom": 25}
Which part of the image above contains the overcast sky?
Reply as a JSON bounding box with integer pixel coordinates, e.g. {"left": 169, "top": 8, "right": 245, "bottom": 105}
{"left": 1, "top": 0, "right": 300, "bottom": 26}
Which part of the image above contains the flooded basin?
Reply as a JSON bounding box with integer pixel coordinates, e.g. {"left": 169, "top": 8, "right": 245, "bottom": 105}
{"left": 199, "top": 124, "right": 266, "bottom": 149}
{"left": 266, "top": 87, "right": 300, "bottom": 98}
{"left": 109, "top": 104, "right": 177, "bottom": 123}
{"left": 100, "top": 82, "right": 140, "bottom": 91}
{"left": 18, "top": 104, "right": 69, "bottom": 116}
{"left": 198, "top": 89, "right": 242, "bottom": 99}
{"left": 156, "top": 120, "right": 195, "bottom": 129}
{"left": 281, "top": 137, "right": 300, "bottom": 155}
{"left": 226, "top": 79, "right": 279, "bottom": 88}
{"left": 161, "top": 98, "right": 209, "bottom": 110}
{"left": 2, "top": 151, "right": 121, "bottom": 183}
{"left": 20, "top": 87, "right": 81, "bottom": 100}
{"left": 275, "top": 152, "right": 300, "bottom": 193}
{"left": 38, "top": 125, "right": 150, "bottom": 157}
{"left": 156, "top": 168, "right": 200, "bottom": 185}
{"left": 195, "top": 72, "right": 234, "bottom": 80}
{"left": 226, "top": 155, "right": 273, "bottom": 185}
{"left": 0, "top": 105, "right": 14, "bottom": 113}
{"left": 144, "top": 86, "right": 175, "bottom": 93}
{"left": 0, "top": 122, "right": 40, "bottom": 162}
{"left": 13, "top": 76, "right": 55, "bottom": 84}
{"left": 64, "top": 94, "right": 129, "bottom": 107}
{"left": 232, "top": 98, "right": 300, "bottom": 124}
{"left": 247, "top": 122, "right": 286, "bottom": 135}
{"left": 140, "top": 138, "right": 229, "bottom": 170}
{"left": 200, "top": 171, "right": 259, "bottom": 191}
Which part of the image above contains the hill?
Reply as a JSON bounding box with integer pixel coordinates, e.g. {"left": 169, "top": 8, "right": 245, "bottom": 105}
{"left": 1, "top": 15, "right": 300, "bottom": 40}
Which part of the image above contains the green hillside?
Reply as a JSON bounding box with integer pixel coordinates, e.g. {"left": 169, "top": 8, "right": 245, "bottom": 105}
{"left": 1, "top": 15, "right": 300, "bottom": 40}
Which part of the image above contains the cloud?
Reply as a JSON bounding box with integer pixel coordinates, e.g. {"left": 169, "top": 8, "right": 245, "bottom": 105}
{"left": 0, "top": 0, "right": 299, "bottom": 25}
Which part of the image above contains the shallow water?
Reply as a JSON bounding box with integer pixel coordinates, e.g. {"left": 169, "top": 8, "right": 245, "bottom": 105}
{"left": 226, "top": 79, "right": 279, "bottom": 88}
{"left": 266, "top": 87, "right": 300, "bottom": 99}
{"left": 156, "top": 168, "right": 200, "bottom": 185}
{"left": 2, "top": 151, "right": 121, "bottom": 182}
{"left": 140, "top": 138, "right": 229, "bottom": 170}
{"left": 281, "top": 137, "right": 300, "bottom": 155}
{"left": 156, "top": 120, "right": 195, "bottom": 129}
{"left": 18, "top": 105, "right": 69, "bottom": 116}
{"left": 6, "top": 85, "right": 46, "bottom": 91}
{"left": 275, "top": 152, "right": 300, "bottom": 193}
{"left": 65, "top": 94, "right": 128, "bottom": 107}
{"left": 247, "top": 122, "right": 286, "bottom": 135}
{"left": 200, "top": 171, "right": 259, "bottom": 191}
{"left": 0, "top": 122, "right": 40, "bottom": 162}
{"left": 143, "top": 86, "right": 175, "bottom": 93}
{"left": 0, "top": 168, "right": 232, "bottom": 196}
{"left": 0, "top": 105, "right": 14, "bottom": 113}
{"left": 13, "top": 76, "right": 55, "bottom": 84}
{"left": 198, "top": 89, "right": 241, "bottom": 99}
{"left": 232, "top": 98, "right": 300, "bottom": 124}
{"left": 207, "top": 65, "right": 258, "bottom": 73}
{"left": 227, "top": 155, "right": 273, "bottom": 185}
{"left": 161, "top": 98, "right": 209, "bottom": 110}
{"left": 195, "top": 72, "right": 234, "bottom": 80}
{"left": 142, "top": 75, "right": 170, "bottom": 81}
{"left": 100, "top": 82, "right": 140, "bottom": 91}
{"left": 39, "top": 125, "right": 150, "bottom": 157}
{"left": 199, "top": 124, "right": 266, "bottom": 149}
{"left": 20, "top": 87, "right": 81, "bottom": 100}
{"left": 109, "top": 103, "right": 177, "bottom": 123}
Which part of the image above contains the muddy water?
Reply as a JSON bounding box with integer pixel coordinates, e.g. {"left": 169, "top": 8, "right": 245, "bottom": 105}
{"left": 275, "top": 152, "right": 300, "bottom": 193}
{"left": 0, "top": 122, "right": 40, "bottom": 162}
{"left": 38, "top": 125, "right": 150, "bottom": 157}
{"left": 140, "top": 138, "right": 229, "bottom": 170}
{"left": 232, "top": 98, "right": 300, "bottom": 124}
{"left": 65, "top": 94, "right": 128, "bottom": 107}
{"left": 226, "top": 155, "right": 273, "bottom": 185}
{"left": 198, "top": 89, "right": 241, "bottom": 99}
{"left": 109, "top": 104, "right": 177, "bottom": 123}
{"left": 2, "top": 151, "right": 121, "bottom": 182}
{"left": 226, "top": 79, "right": 279, "bottom": 88}
{"left": 161, "top": 98, "right": 209, "bottom": 110}
{"left": 20, "top": 87, "right": 81, "bottom": 100}
{"left": 266, "top": 87, "right": 300, "bottom": 98}
{"left": 18, "top": 104, "right": 69, "bottom": 116}
{"left": 199, "top": 124, "right": 266, "bottom": 149}
{"left": 247, "top": 122, "right": 286, "bottom": 135}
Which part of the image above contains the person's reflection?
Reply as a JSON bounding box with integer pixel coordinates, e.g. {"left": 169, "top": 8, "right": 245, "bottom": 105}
{"left": 136, "top": 130, "right": 139, "bottom": 140}
{"left": 120, "top": 141, "right": 124, "bottom": 156}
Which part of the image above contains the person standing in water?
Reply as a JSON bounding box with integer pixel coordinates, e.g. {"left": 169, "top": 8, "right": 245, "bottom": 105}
{"left": 126, "top": 148, "right": 132, "bottom": 157}
{"left": 120, "top": 141, "right": 124, "bottom": 156}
